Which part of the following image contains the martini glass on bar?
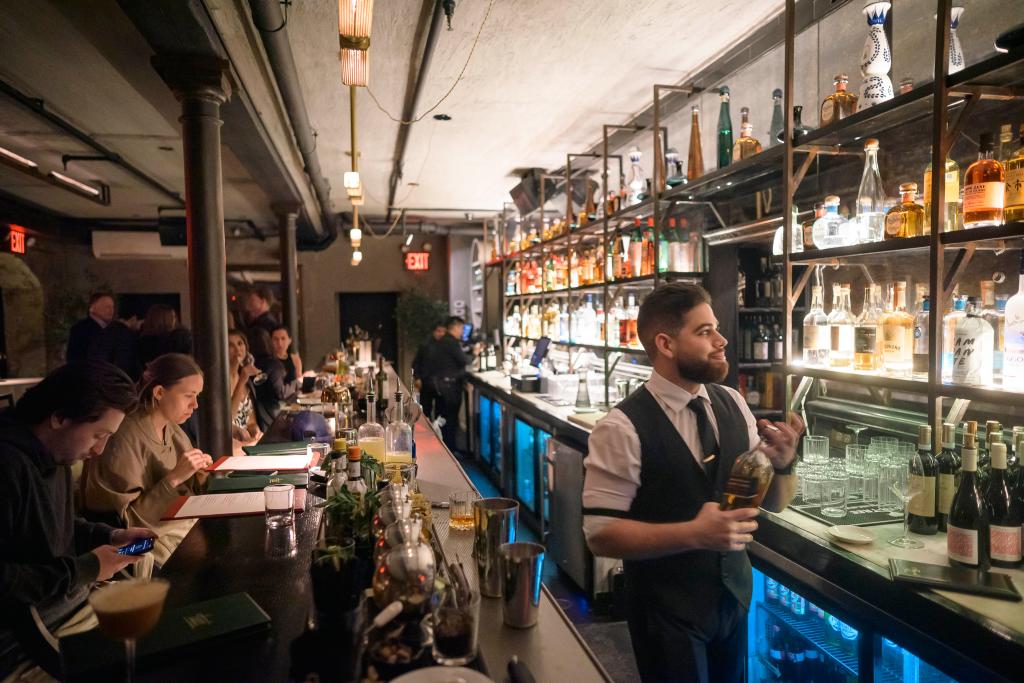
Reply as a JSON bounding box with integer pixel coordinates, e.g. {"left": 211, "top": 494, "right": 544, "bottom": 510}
{"left": 87, "top": 578, "right": 170, "bottom": 682}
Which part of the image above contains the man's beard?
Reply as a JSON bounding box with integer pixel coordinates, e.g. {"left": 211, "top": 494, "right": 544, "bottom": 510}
{"left": 675, "top": 353, "right": 728, "bottom": 384}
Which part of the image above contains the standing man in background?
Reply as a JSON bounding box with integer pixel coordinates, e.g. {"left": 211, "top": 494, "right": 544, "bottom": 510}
{"left": 419, "top": 317, "right": 470, "bottom": 453}
{"left": 244, "top": 287, "right": 279, "bottom": 336}
{"left": 66, "top": 292, "right": 115, "bottom": 363}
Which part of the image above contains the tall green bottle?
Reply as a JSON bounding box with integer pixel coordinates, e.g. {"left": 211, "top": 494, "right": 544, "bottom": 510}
{"left": 717, "top": 86, "right": 733, "bottom": 170}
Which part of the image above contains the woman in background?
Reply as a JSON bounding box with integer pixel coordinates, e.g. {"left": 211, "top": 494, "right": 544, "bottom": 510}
{"left": 228, "top": 330, "right": 263, "bottom": 453}
{"left": 270, "top": 324, "right": 303, "bottom": 387}
{"left": 137, "top": 304, "right": 193, "bottom": 368}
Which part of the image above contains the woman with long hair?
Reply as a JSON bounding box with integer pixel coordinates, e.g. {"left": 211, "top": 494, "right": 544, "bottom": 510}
{"left": 228, "top": 330, "right": 263, "bottom": 449}
{"left": 137, "top": 304, "right": 193, "bottom": 368}
{"left": 81, "top": 353, "right": 212, "bottom": 564}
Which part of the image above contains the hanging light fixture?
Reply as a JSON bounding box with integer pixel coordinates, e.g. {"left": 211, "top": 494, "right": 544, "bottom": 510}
{"left": 349, "top": 225, "right": 362, "bottom": 249}
{"left": 339, "top": 0, "right": 374, "bottom": 87}
{"left": 351, "top": 249, "right": 363, "bottom": 266}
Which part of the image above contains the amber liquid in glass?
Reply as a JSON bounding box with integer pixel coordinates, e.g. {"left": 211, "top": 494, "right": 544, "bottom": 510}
{"left": 720, "top": 451, "right": 774, "bottom": 510}
{"left": 90, "top": 580, "right": 170, "bottom": 641}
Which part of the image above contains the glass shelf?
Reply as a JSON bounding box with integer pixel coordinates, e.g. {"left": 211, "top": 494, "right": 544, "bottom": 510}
{"left": 785, "top": 365, "right": 927, "bottom": 394}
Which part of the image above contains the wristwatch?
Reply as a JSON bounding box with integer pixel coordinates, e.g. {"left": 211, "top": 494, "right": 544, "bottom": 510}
{"left": 773, "top": 460, "right": 795, "bottom": 475}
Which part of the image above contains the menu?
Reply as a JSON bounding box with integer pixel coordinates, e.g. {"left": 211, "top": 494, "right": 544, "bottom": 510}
{"left": 162, "top": 490, "right": 306, "bottom": 520}
{"left": 207, "top": 454, "right": 313, "bottom": 472}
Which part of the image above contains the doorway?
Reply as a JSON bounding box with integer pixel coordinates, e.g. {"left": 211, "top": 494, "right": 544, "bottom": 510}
{"left": 338, "top": 292, "right": 398, "bottom": 362}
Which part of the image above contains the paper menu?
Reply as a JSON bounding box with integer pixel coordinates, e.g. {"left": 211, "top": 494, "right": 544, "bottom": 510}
{"left": 162, "top": 490, "right": 306, "bottom": 520}
{"left": 207, "top": 454, "right": 312, "bottom": 472}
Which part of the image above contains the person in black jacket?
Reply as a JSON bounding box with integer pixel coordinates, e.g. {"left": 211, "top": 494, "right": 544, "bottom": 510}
{"left": 247, "top": 328, "right": 297, "bottom": 430}
{"left": 88, "top": 319, "right": 142, "bottom": 381}
{"left": 0, "top": 362, "right": 156, "bottom": 678}
{"left": 243, "top": 286, "right": 280, "bottom": 336}
{"left": 65, "top": 292, "right": 115, "bottom": 363}
{"left": 137, "top": 304, "right": 193, "bottom": 369}
{"left": 419, "top": 316, "right": 471, "bottom": 453}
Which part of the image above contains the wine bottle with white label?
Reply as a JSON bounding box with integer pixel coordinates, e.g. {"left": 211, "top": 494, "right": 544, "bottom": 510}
{"left": 947, "top": 433, "right": 989, "bottom": 569}
{"left": 936, "top": 422, "right": 961, "bottom": 532}
{"left": 986, "top": 442, "right": 1022, "bottom": 567}
{"left": 908, "top": 425, "right": 938, "bottom": 535}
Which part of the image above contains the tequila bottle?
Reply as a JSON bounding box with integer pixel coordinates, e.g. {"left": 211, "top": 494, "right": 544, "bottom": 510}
{"left": 963, "top": 133, "right": 1005, "bottom": 228}
{"left": 626, "top": 146, "right": 646, "bottom": 206}
{"left": 819, "top": 73, "right": 858, "bottom": 127}
{"left": 942, "top": 297, "right": 968, "bottom": 382}
{"left": 802, "top": 285, "right": 829, "bottom": 366}
{"left": 912, "top": 296, "right": 931, "bottom": 378}
{"left": 856, "top": 139, "right": 887, "bottom": 243}
{"left": 768, "top": 88, "right": 784, "bottom": 147}
{"left": 881, "top": 281, "right": 914, "bottom": 375}
{"left": 732, "top": 107, "right": 762, "bottom": 161}
{"left": 884, "top": 182, "right": 926, "bottom": 239}
{"left": 952, "top": 298, "right": 995, "bottom": 387}
{"left": 812, "top": 196, "right": 852, "bottom": 249}
{"left": 717, "top": 86, "right": 733, "bottom": 170}
{"left": 687, "top": 105, "right": 704, "bottom": 180}
{"left": 854, "top": 285, "right": 883, "bottom": 371}
{"left": 1006, "top": 124, "right": 1024, "bottom": 223}
{"left": 829, "top": 285, "right": 855, "bottom": 368}
{"left": 385, "top": 391, "right": 414, "bottom": 464}
{"left": 1003, "top": 251, "right": 1024, "bottom": 385}
{"left": 923, "top": 150, "right": 961, "bottom": 232}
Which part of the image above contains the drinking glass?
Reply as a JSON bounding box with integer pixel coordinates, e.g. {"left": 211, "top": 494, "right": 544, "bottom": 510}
{"left": 431, "top": 588, "right": 481, "bottom": 665}
{"left": 878, "top": 461, "right": 902, "bottom": 516}
{"left": 449, "top": 490, "right": 480, "bottom": 531}
{"left": 802, "top": 435, "right": 830, "bottom": 465}
{"left": 264, "top": 483, "right": 295, "bottom": 528}
{"left": 871, "top": 436, "right": 897, "bottom": 455}
{"left": 88, "top": 578, "right": 171, "bottom": 683}
{"left": 861, "top": 451, "right": 882, "bottom": 504}
{"left": 888, "top": 457, "right": 925, "bottom": 549}
{"left": 383, "top": 462, "right": 417, "bottom": 489}
{"left": 801, "top": 461, "right": 827, "bottom": 505}
{"left": 821, "top": 460, "right": 849, "bottom": 518}
{"left": 845, "top": 445, "right": 868, "bottom": 498}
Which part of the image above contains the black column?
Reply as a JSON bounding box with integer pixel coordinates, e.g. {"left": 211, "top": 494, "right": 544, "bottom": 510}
{"left": 277, "top": 207, "right": 300, "bottom": 351}
{"left": 152, "top": 55, "right": 233, "bottom": 457}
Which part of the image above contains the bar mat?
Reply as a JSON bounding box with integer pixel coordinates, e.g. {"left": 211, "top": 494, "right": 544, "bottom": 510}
{"left": 789, "top": 494, "right": 903, "bottom": 527}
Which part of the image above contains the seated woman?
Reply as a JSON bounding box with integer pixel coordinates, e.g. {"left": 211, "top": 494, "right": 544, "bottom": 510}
{"left": 228, "top": 330, "right": 263, "bottom": 454}
{"left": 81, "top": 353, "right": 212, "bottom": 565}
{"left": 247, "top": 328, "right": 299, "bottom": 423}
{"left": 270, "top": 324, "right": 303, "bottom": 387}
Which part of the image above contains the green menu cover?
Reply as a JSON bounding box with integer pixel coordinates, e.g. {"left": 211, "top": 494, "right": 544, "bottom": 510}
{"left": 60, "top": 592, "right": 271, "bottom": 680}
{"left": 242, "top": 440, "right": 308, "bottom": 456}
{"left": 205, "top": 472, "right": 309, "bottom": 493}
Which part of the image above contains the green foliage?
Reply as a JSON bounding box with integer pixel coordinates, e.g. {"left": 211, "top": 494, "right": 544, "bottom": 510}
{"left": 395, "top": 289, "right": 449, "bottom": 351}
{"left": 319, "top": 487, "right": 380, "bottom": 543}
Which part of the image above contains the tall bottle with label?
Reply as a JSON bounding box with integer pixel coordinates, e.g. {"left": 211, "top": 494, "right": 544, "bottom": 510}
{"left": 923, "top": 149, "right": 961, "bottom": 232}
{"left": 802, "top": 285, "right": 830, "bottom": 366}
{"left": 986, "top": 441, "right": 1021, "bottom": 567}
{"left": 856, "top": 139, "right": 887, "bottom": 243}
{"left": 951, "top": 297, "right": 995, "bottom": 387}
{"left": 936, "top": 422, "right": 961, "bottom": 532}
{"left": 854, "top": 285, "right": 882, "bottom": 371}
{"left": 947, "top": 433, "right": 989, "bottom": 569}
{"left": 385, "top": 391, "right": 414, "bottom": 465}
{"left": 1005, "top": 123, "right": 1024, "bottom": 222}
{"left": 941, "top": 296, "right": 967, "bottom": 382}
{"left": 881, "top": 281, "right": 914, "bottom": 375}
{"left": 687, "top": 105, "right": 704, "bottom": 181}
{"left": 963, "top": 132, "right": 1005, "bottom": 228}
{"left": 732, "top": 107, "right": 762, "bottom": 161}
{"left": 1005, "top": 251, "right": 1024, "bottom": 385}
{"left": 908, "top": 425, "right": 938, "bottom": 535}
{"left": 828, "top": 285, "right": 855, "bottom": 369}
{"left": 912, "top": 296, "right": 930, "bottom": 378}
{"left": 980, "top": 280, "right": 1004, "bottom": 380}
{"left": 716, "top": 86, "right": 733, "bottom": 170}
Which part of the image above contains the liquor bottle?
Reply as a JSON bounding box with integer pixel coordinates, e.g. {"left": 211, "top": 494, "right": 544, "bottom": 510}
{"left": 854, "top": 285, "right": 882, "bottom": 371}
{"left": 819, "top": 73, "right": 858, "bottom": 126}
{"left": 606, "top": 298, "right": 622, "bottom": 345}
{"left": 772, "top": 324, "right": 785, "bottom": 363}
{"left": 856, "top": 139, "right": 887, "bottom": 244}
{"left": 385, "top": 391, "right": 413, "bottom": 464}
{"left": 948, "top": 433, "right": 989, "bottom": 568}
{"left": 626, "top": 146, "right": 646, "bottom": 205}
{"left": 719, "top": 446, "right": 774, "bottom": 510}
{"left": 1006, "top": 124, "right": 1024, "bottom": 223}
{"left": 580, "top": 295, "right": 598, "bottom": 344}
{"left": 941, "top": 296, "right": 967, "bottom": 382}
{"left": 884, "top": 182, "right": 926, "bottom": 239}
{"left": 376, "top": 356, "right": 389, "bottom": 414}
{"left": 345, "top": 444, "right": 368, "bottom": 498}
{"left": 630, "top": 224, "right": 644, "bottom": 278}
{"left": 802, "top": 285, "right": 830, "bottom": 366}
{"left": 802, "top": 202, "right": 825, "bottom": 251}
{"left": 716, "top": 86, "right": 733, "bottom": 170}
{"left": 813, "top": 196, "right": 853, "bottom": 249}
{"left": 357, "top": 393, "right": 386, "bottom": 462}
{"left": 979, "top": 421, "right": 1001, "bottom": 491}
{"left": 908, "top": 425, "right": 939, "bottom": 535}
{"left": 881, "top": 281, "right": 914, "bottom": 375}
{"left": 963, "top": 132, "right": 1005, "bottom": 228}
{"left": 687, "top": 105, "right": 704, "bottom": 181}
{"left": 768, "top": 88, "right": 784, "bottom": 147}
{"left": 923, "top": 149, "right": 961, "bottom": 232}
{"left": 626, "top": 295, "right": 639, "bottom": 346}
{"left": 980, "top": 281, "right": 1004, "bottom": 380}
{"left": 753, "top": 323, "right": 770, "bottom": 362}
{"left": 1005, "top": 251, "right": 1024, "bottom": 385}
{"left": 776, "top": 105, "right": 811, "bottom": 144}
{"left": 912, "top": 296, "right": 930, "bottom": 378}
{"left": 998, "top": 123, "right": 1015, "bottom": 164}
{"left": 951, "top": 297, "right": 994, "bottom": 387}
{"left": 643, "top": 218, "right": 656, "bottom": 275}
{"left": 665, "top": 147, "right": 684, "bottom": 187}
{"left": 828, "top": 285, "right": 855, "bottom": 368}
{"left": 937, "top": 422, "right": 961, "bottom": 532}
{"left": 986, "top": 441, "right": 1022, "bottom": 567}
{"left": 732, "top": 107, "right": 762, "bottom": 161}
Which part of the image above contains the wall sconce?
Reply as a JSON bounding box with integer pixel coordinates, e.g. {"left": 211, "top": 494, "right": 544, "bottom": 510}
{"left": 339, "top": 0, "right": 374, "bottom": 87}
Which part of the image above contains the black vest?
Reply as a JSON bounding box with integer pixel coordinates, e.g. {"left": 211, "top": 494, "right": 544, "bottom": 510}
{"left": 617, "top": 384, "right": 753, "bottom": 624}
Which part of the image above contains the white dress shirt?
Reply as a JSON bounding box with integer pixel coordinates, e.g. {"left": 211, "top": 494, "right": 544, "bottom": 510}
{"left": 582, "top": 369, "right": 760, "bottom": 540}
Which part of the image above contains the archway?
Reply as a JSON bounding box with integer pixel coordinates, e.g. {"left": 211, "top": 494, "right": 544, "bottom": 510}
{"left": 0, "top": 253, "right": 46, "bottom": 377}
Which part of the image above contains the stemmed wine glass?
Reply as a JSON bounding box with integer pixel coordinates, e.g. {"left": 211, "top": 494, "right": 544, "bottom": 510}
{"left": 88, "top": 578, "right": 170, "bottom": 682}
{"left": 847, "top": 424, "right": 869, "bottom": 446}
{"left": 888, "top": 456, "right": 925, "bottom": 549}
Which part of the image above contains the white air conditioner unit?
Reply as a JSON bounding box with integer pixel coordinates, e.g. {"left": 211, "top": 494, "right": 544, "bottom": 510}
{"left": 91, "top": 231, "right": 187, "bottom": 260}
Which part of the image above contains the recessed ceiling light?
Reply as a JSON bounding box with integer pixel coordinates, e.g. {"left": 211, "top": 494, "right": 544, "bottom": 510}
{"left": 433, "top": 114, "right": 451, "bottom": 121}
{"left": 0, "top": 145, "right": 38, "bottom": 169}
{"left": 49, "top": 171, "right": 101, "bottom": 197}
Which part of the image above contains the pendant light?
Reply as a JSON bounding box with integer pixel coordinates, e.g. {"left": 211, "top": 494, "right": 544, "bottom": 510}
{"left": 339, "top": 0, "right": 374, "bottom": 87}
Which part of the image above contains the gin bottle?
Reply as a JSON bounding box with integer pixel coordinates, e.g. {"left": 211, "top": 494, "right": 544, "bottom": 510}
{"left": 802, "top": 285, "right": 830, "bottom": 366}
{"left": 980, "top": 281, "right": 1004, "bottom": 380}
{"left": 912, "top": 296, "right": 931, "bottom": 378}
{"left": 717, "top": 86, "right": 733, "bottom": 170}
{"left": 942, "top": 297, "right": 968, "bottom": 382}
{"left": 856, "top": 139, "right": 887, "bottom": 243}
{"left": 854, "top": 285, "right": 882, "bottom": 371}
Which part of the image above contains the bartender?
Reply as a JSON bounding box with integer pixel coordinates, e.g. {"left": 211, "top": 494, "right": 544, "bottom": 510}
{"left": 419, "top": 316, "right": 471, "bottom": 452}
{"left": 583, "top": 283, "right": 802, "bottom": 683}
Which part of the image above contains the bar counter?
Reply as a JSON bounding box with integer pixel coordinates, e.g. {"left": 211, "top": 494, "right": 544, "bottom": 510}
{"left": 466, "top": 369, "right": 1024, "bottom": 683}
{"left": 144, "top": 383, "right": 611, "bottom": 682}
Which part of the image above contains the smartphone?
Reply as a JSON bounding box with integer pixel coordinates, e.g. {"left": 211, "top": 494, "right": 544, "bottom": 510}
{"left": 117, "top": 538, "right": 155, "bottom": 556}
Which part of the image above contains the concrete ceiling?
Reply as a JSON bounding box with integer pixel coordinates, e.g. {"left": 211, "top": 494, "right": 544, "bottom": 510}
{"left": 288, "top": 0, "right": 785, "bottom": 219}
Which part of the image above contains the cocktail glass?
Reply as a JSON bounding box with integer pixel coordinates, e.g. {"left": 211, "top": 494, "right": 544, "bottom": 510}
{"left": 888, "top": 459, "right": 925, "bottom": 549}
{"left": 87, "top": 578, "right": 171, "bottom": 682}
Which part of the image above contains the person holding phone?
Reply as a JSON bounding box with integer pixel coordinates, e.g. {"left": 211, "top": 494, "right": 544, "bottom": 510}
{"left": 0, "top": 362, "right": 155, "bottom": 679}
{"left": 582, "top": 284, "right": 803, "bottom": 683}
{"left": 81, "top": 354, "right": 212, "bottom": 565}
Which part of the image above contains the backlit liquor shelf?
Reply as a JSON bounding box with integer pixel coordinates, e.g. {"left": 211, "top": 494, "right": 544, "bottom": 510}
{"left": 504, "top": 271, "right": 706, "bottom": 299}
{"left": 504, "top": 334, "right": 648, "bottom": 356}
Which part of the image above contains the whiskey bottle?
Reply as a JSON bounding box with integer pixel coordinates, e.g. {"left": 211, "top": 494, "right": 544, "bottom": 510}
{"left": 854, "top": 285, "right": 882, "bottom": 371}
{"left": 732, "top": 107, "right": 763, "bottom": 161}
{"left": 1005, "top": 124, "right": 1024, "bottom": 223}
{"left": 884, "top": 182, "right": 926, "bottom": 239}
{"left": 923, "top": 150, "right": 961, "bottom": 232}
{"left": 717, "top": 87, "right": 733, "bottom": 170}
{"left": 720, "top": 447, "right": 775, "bottom": 511}
{"left": 963, "top": 133, "right": 1005, "bottom": 228}
{"left": 881, "top": 281, "right": 914, "bottom": 375}
{"left": 819, "top": 73, "right": 858, "bottom": 127}
{"left": 687, "top": 105, "right": 704, "bottom": 181}
{"left": 802, "top": 285, "right": 830, "bottom": 366}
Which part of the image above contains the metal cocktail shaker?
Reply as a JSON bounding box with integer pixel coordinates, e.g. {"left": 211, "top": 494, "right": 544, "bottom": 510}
{"left": 498, "top": 542, "right": 545, "bottom": 628}
{"left": 472, "top": 498, "right": 519, "bottom": 597}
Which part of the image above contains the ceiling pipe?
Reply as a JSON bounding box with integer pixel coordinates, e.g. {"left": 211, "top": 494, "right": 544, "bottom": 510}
{"left": 386, "top": 0, "right": 445, "bottom": 222}
{"left": 249, "top": 0, "right": 338, "bottom": 251}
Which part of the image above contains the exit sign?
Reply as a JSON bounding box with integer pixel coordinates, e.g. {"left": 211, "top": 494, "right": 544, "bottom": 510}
{"left": 9, "top": 225, "right": 25, "bottom": 254}
{"left": 404, "top": 251, "right": 430, "bottom": 271}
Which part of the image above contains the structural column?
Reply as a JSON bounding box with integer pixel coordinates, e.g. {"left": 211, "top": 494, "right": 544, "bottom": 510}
{"left": 153, "top": 55, "right": 233, "bottom": 458}
{"left": 277, "top": 207, "right": 300, "bottom": 349}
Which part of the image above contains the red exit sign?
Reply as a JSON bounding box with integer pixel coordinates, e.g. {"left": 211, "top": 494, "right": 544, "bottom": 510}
{"left": 404, "top": 251, "right": 430, "bottom": 271}
{"left": 9, "top": 225, "right": 26, "bottom": 254}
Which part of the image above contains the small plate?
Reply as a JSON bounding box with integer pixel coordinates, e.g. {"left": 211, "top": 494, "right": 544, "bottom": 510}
{"left": 391, "top": 667, "right": 493, "bottom": 683}
{"left": 573, "top": 407, "right": 599, "bottom": 414}
{"left": 296, "top": 397, "right": 322, "bottom": 406}
{"left": 826, "top": 525, "right": 874, "bottom": 545}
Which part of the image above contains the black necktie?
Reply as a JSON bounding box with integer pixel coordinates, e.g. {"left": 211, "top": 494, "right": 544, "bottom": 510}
{"left": 688, "top": 397, "right": 719, "bottom": 481}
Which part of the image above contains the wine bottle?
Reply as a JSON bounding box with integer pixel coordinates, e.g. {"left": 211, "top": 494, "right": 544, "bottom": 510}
{"left": 986, "top": 442, "right": 1022, "bottom": 567}
{"left": 936, "top": 422, "right": 961, "bottom": 532}
{"left": 908, "top": 425, "right": 938, "bottom": 535}
{"left": 716, "top": 86, "right": 733, "bottom": 170}
{"left": 947, "top": 433, "right": 990, "bottom": 569}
